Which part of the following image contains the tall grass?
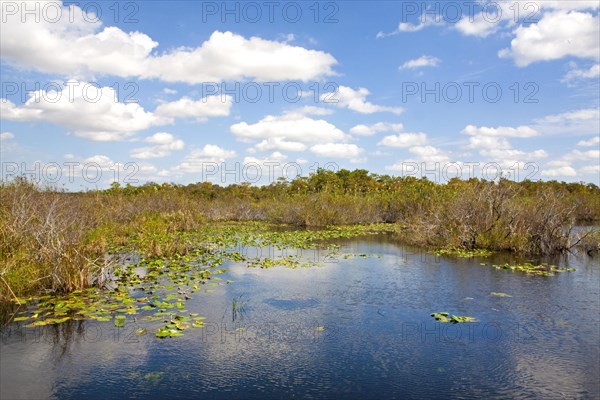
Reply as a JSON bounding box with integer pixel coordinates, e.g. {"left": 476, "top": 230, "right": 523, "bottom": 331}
{"left": 1, "top": 171, "right": 599, "bottom": 301}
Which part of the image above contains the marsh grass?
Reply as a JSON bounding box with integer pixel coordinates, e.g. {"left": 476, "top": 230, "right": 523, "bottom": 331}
{"left": 1, "top": 171, "right": 599, "bottom": 301}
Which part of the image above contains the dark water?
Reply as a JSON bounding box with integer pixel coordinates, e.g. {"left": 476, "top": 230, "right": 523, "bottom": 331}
{"left": 1, "top": 237, "right": 599, "bottom": 399}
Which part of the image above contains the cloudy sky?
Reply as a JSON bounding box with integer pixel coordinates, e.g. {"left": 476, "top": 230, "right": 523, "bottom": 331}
{"left": 1, "top": 0, "right": 598, "bottom": 189}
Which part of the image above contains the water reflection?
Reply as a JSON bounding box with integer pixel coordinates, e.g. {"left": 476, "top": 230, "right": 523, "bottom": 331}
{"left": 1, "top": 238, "right": 598, "bottom": 399}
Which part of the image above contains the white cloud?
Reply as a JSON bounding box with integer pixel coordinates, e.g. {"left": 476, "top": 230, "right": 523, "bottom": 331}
{"left": 479, "top": 148, "right": 548, "bottom": 162}
{"left": 580, "top": 164, "right": 600, "bottom": 174}
{"left": 565, "top": 149, "right": 600, "bottom": 161}
{"left": 537, "top": 108, "right": 600, "bottom": 124}
{"left": 321, "top": 86, "right": 403, "bottom": 115}
{"left": 378, "top": 133, "right": 429, "bottom": 148}
{"left": 562, "top": 63, "right": 600, "bottom": 82}
{"left": 240, "top": 152, "right": 290, "bottom": 182}
{"left": 230, "top": 112, "right": 347, "bottom": 146}
{"left": 155, "top": 95, "right": 232, "bottom": 122}
{"left": 143, "top": 132, "right": 179, "bottom": 146}
{"left": 462, "top": 125, "right": 540, "bottom": 138}
{"left": 498, "top": 11, "right": 600, "bottom": 67}
{"left": 144, "top": 31, "right": 337, "bottom": 83}
{"left": 61, "top": 154, "right": 161, "bottom": 183}
{"left": 350, "top": 122, "right": 404, "bottom": 136}
{"left": 175, "top": 145, "right": 236, "bottom": 173}
{"left": 408, "top": 145, "right": 450, "bottom": 163}
{"left": 1, "top": 1, "right": 337, "bottom": 83}
{"left": 542, "top": 164, "right": 578, "bottom": 176}
{"left": 533, "top": 108, "right": 600, "bottom": 137}
{"left": 463, "top": 124, "right": 547, "bottom": 164}
{"left": 376, "top": 19, "right": 440, "bottom": 38}
{"left": 399, "top": 55, "right": 441, "bottom": 69}
{"left": 310, "top": 143, "right": 364, "bottom": 159}
{"left": 0, "top": 81, "right": 168, "bottom": 141}
{"left": 0, "top": 132, "right": 15, "bottom": 140}
{"left": 254, "top": 138, "right": 307, "bottom": 152}
{"left": 467, "top": 135, "right": 512, "bottom": 150}
{"left": 455, "top": 15, "right": 501, "bottom": 38}
{"left": 243, "top": 152, "right": 288, "bottom": 166}
{"left": 130, "top": 132, "right": 184, "bottom": 159}
{"left": 163, "top": 88, "right": 178, "bottom": 95}
{"left": 578, "top": 136, "right": 600, "bottom": 147}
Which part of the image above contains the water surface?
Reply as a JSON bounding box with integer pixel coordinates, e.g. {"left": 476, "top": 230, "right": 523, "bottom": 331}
{"left": 1, "top": 237, "right": 598, "bottom": 399}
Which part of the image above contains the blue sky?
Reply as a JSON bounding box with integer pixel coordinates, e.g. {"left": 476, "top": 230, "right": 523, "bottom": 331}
{"left": 1, "top": 0, "right": 599, "bottom": 189}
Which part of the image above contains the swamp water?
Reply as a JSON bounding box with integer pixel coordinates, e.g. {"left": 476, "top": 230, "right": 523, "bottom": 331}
{"left": 1, "top": 236, "right": 598, "bottom": 399}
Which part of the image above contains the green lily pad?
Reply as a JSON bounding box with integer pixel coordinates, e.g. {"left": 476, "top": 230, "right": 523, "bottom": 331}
{"left": 114, "top": 315, "right": 126, "bottom": 327}
{"left": 431, "top": 312, "right": 476, "bottom": 323}
{"left": 135, "top": 327, "right": 147, "bottom": 336}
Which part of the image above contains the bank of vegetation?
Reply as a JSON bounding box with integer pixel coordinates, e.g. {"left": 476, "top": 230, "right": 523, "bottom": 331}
{"left": 1, "top": 169, "right": 599, "bottom": 301}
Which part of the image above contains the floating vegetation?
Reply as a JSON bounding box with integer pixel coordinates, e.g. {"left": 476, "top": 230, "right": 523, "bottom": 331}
{"left": 433, "top": 248, "right": 493, "bottom": 258}
{"left": 135, "top": 327, "right": 147, "bottom": 336}
{"left": 431, "top": 312, "right": 477, "bottom": 323}
{"left": 490, "top": 263, "right": 575, "bottom": 276}
{"left": 490, "top": 292, "right": 512, "bottom": 297}
{"left": 6, "top": 221, "right": 389, "bottom": 338}
{"left": 114, "top": 315, "right": 126, "bottom": 327}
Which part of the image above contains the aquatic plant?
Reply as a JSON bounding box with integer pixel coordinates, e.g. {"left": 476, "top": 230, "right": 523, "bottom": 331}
{"left": 430, "top": 312, "right": 477, "bottom": 323}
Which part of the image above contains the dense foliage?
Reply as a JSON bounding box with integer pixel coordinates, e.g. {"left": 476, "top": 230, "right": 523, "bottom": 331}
{"left": 1, "top": 169, "right": 599, "bottom": 300}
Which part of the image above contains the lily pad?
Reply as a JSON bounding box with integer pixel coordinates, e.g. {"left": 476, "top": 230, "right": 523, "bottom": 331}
{"left": 135, "top": 327, "right": 147, "bottom": 336}
{"left": 114, "top": 315, "right": 126, "bottom": 327}
{"left": 431, "top": 312, "right": 476, "bottom": 324}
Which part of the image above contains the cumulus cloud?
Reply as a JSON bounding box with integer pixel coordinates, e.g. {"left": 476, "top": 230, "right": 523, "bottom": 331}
{"left": 542, "top": 165, "right": 578, "bottom": 177}
{"left": 321, "top": 86, "right": 403, "bottom": 115}
{"left": 580, "top": 164, "right": 600, "bottom": 174}
{"left": 230, "top": 112, "right": 347, "bottom": 150}
{"left": 533, "top": 108, "right": 600, "bottom": 136}
{"left": 408, "top": 145, "right": 450, "bottom": 163}
{"left": 130, "top": 132, "right": 184, "bottom": 159}
{"left": 541, "top": 160, "right": 580, "bottom": 177}
{"left": 1, "top": 2, "right": 337, "bottom": 83}
{"left": 565, "top": 149, "right": 600, "bottom": 161}
{"left": 155, "top": 95, "right": 232, "bottom": 122}
{"left": 536, "top": 108, "right": 600, "bottom": 124}
{"left": 378, "top": 133, "right": 429, "bottom": 148}
{"left": 378, "top": 2, "right": 599, "bottom": 69}
{"left": 175, "top": 145, "right": 236, "bottom": 173}
{"left": 455, "top": 15, "right": 502, "bottom": 38}
{"left": 479, "top": 148, "right": 548, "bottom": 162}
{"left": 462, "top": 125, "right": 540, "bottom": 138}
{"left": 0, "top": 81, "right": 168, "bottom": 141}
{"left": 309, "top": 143, "right": 364, "bottom": 159}
{"left": 399, "top": 55, "right": 441, "bottom": 69}
{"left": 577, "top": 136, "right": 600, "bottom": 147}
{"left": 463, "top": 124, "right": 547, "bottom": 164}
{"left": 498, "top": 10, "right": 600, "bottom": 67}
{"left": 376, "top": 18, "right": 442, "bottom": 38}
{"left": 0, "top": 82, "right": 235, "bottom": 141}
{"left": 350, "top": 122, "right": 404, "bottom": 136}
{"left": 562, "top": 63, "right": 600, "bottom": 82}
{"left": 0, "top": 132, "right": 15, "bottom": 140}
{"left": 254, "top": 138, "right": 307, "bottom": 152}
{"left": 143, "top": 31, "right": 338, "bottom": 83}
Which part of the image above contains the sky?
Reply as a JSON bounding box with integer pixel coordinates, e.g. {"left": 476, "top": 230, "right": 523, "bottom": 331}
{"left": 0, "top": 0, "right": 599, "bottom": 190}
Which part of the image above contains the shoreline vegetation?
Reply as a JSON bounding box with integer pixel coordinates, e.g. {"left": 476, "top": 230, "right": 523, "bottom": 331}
{"left": 1, "top": 169, "right": 599, "bottom": 301}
